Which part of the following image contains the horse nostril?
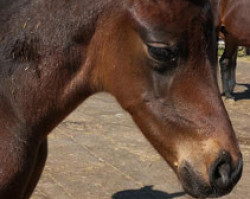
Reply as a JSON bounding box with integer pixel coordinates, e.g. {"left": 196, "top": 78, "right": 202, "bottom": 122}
{"left": 213, "top": 162, "right": 231, "bottom": 188}
{"left": 210, "top": 152, "right": 243, "bottom": 196}
{"left": 210, "top": 152, "right": 233, "bottom": 190}
{"left": 231, "top": 154, "right": 243, "bottom": 184}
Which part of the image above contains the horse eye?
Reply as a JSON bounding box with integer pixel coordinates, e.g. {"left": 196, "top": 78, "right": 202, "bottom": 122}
{"left": 147, "top": 44, "right": 178, "bottom": 64}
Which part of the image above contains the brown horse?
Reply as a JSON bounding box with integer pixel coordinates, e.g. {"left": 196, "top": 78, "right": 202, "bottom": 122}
{"left": 0, "top": 0, "right": 243, "bottom": 198}
{"left": 212, "top": 0, "right": 250, "bottom": 98}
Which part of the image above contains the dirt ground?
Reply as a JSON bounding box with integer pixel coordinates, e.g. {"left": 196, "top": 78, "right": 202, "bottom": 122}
{"left": 31, "top": 60, "right": 250, "bottom": 199}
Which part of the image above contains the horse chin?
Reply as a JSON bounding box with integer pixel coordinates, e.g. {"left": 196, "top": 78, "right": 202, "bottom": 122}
{"left": 178, "top": 163, "right": 234, "bottom": 198}
{"left": 182, "top": 185, "right": 233, "bottom": 199}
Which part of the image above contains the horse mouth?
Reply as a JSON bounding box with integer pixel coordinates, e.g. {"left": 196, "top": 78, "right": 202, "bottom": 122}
{"left": 178, "top": 163, "right": 214, "bottom": 198}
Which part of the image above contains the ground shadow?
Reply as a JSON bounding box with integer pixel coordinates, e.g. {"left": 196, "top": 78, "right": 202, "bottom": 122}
{"left": 112, "top": 186, "right": 186, "bottom": 199}
{"left": 232, "top": 83, "right": 250, "bottom": 101}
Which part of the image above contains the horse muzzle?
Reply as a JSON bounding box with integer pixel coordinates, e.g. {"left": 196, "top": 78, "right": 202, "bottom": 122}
{"left": 178, "top": 152, "right": 243, "bottom": 198}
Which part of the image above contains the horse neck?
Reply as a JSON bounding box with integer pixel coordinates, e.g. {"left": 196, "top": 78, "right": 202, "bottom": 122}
{"left": 0, "top": 0, "right": 116, "bottom": 138}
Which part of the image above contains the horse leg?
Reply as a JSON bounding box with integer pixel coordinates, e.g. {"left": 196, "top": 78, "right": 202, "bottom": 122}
{"left": 219, "top": 37, "right": 238, "bottom": 98}
{"left": 0, "top": 102, "right": 44, "bottom": 198}
{"left": 0, "top": 133, "right": 41, "bottom": 198}
{"left": 220, "top": 52, "right": 231, "bottom": 98}
{"left": 22, "top": 138, "right": 48, "bottom": 199}
{"left": 229, "top": 46, "right": 238, "bottom": 93}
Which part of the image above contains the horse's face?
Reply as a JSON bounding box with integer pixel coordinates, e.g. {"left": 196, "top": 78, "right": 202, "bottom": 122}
{"left": 90, "top": 0, "right": 242, "bottom": 198}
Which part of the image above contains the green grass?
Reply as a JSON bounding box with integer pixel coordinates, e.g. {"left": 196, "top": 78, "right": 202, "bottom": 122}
{"left": 218, "top": 48, "right": 224, "bottom": 57}
{"left": 218, "top": 47, "right": 249, "bottom": 60}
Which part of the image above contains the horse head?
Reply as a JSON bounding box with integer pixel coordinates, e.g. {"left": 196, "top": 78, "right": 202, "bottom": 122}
{"left": 89, "top": 0, "right": 242, "bottom": 197}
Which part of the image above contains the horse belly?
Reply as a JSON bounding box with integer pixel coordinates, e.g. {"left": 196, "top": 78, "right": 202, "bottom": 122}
{"left": 222, "top": 1, "right": 250, "bottom": 46}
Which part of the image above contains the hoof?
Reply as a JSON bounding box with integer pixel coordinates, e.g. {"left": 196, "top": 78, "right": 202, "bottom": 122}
{"left": 224, "top": 96, "right": 235, "bottom": 104}
{"left": 224, "top": 92, "right": 235, "bottom": 100}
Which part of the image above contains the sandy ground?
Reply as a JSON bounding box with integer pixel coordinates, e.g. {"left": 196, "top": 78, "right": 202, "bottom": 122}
{"left": 31, "top": 61, "right": 250, "bottom": 199}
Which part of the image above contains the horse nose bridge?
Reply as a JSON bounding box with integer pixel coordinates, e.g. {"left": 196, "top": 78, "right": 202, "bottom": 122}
{"left": 171, "top": 90, "right": 230, "bottom": 133}
{"left": 171, "top": 67, "right": 232, "bottom": 128}
{"left": 171, "top": 72, "right": 221, "bottom": 112}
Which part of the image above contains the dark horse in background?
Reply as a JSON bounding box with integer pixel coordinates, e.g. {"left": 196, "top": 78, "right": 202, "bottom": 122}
{"left": 0, "top": 0, "right": 243, "bottom": 198}
{"left": 211, "top": 0, "right": 250, "bottom": 98}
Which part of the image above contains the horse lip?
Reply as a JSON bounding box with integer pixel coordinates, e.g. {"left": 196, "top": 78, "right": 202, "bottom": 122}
{"left": 178, "top": 162, "right": 213, "bottom": 198}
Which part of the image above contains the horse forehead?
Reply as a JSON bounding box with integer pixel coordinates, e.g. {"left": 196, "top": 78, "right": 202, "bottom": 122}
{"left": 130, "top": 0, "right": 212, "bottom": 29}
